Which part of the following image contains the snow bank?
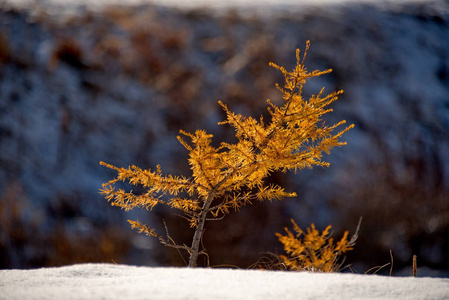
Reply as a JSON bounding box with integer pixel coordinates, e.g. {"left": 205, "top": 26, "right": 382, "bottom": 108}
{"left": 5, "top": 0, "right": 442, "bottom": 16}
{"left": 1, "top": 263, "right": 448, "bottom": 300}
{"left": 6, "top": 0, "right": 437, "bottom": 8}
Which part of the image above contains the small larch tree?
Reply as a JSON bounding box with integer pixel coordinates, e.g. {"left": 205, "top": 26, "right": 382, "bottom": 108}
{"left": 100, "top": 42, "right": 354, "bottom": 267}
{"left": 276, "top": 219, "right": 357, "bottom": 272}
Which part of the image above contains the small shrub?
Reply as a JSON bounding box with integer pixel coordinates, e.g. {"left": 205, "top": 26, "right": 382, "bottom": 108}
{"left": 276, "top": 219, "right": 356, "bottom": 272}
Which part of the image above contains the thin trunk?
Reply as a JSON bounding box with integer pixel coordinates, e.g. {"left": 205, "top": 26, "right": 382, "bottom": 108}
{"left": 188, "top": 194, "right": 214, "bottom": 267}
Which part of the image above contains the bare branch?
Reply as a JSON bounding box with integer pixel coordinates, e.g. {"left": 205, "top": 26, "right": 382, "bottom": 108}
{"left": 206, "top": 215, "right": 225, "bottom": 221}
{"left": 349, "top": 217, "right": 363, "bottom": 246}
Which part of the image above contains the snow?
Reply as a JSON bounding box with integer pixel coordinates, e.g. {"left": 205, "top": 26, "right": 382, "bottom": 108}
{"left": 1, "top": 263, "right": 448, "bottom": 300}
{"left": 6, "top": 0, "right": 436, "bottom": 6}
{"left": 5, "top": 0, "right": 441, "bottom": 14}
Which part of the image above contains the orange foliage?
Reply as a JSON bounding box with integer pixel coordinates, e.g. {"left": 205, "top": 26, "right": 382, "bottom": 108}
{"left": 100, "top": 42, "right": 353, "bottom": 267}
{"left": 277, "top": 219, "right": 355, "bottom": 272}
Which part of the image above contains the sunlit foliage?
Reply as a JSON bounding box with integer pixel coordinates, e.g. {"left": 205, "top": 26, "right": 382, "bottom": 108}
{"left": 277, "top": 219, "right": 355, "bottom": 272}
{"left": 100, "top": 42, "right": 353, "bottom": 267}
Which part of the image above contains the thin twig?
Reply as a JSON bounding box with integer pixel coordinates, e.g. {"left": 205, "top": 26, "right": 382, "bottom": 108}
{"left": 389, "top": 250, "right": 394, "bottom": 276}
{"left": 347, "top": 266, "right": 356, "bottom": 273}
{"left": 413, "top": 255, "right": 417, "bottom": 277}
{"left": 365, "top": 263, "right": 391, "bottom": 275}
{"left": 158, "top": 219, "right": 192, "bottom": 257}
{"left": 349, "top": 217, "right": 363, "bottom": 246}
{"left": 202, "top": 252, "right": 210, "bottom": 267}
{"left": 206, "top": 215, "right": 226, "bottom": 221}
{"left": 161, "top": 220, "right": 188, "bottom": 266}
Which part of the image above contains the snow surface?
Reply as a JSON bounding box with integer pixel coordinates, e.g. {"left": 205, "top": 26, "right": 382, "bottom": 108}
{"left": 6, "top": 0, "right": 441, "bottom": 13}
{"left": 1, "top": 263, "right": 448, "bottom": 300}
{"left": 6, "top": 0, "right": 436, "bottom": 6}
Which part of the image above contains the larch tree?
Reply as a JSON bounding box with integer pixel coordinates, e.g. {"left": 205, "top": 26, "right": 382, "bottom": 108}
{"left": 100, "top": 41, "right": 354, "bottom": 267}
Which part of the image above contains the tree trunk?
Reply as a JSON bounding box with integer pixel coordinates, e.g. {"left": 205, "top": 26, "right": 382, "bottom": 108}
{"left": 188, "top": 194, "right": 214, "bottom": 267}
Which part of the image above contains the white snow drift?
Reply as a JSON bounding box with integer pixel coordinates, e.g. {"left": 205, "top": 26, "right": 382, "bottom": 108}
{"left": 1, "top": 263, "right": 448, "bottom": 300}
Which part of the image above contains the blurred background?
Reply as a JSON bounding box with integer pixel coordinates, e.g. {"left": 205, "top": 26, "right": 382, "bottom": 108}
{"left": 0, "top": 0, "right": 448, "bottom": 276}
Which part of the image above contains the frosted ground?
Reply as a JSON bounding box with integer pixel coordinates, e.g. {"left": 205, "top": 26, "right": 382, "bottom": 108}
{"left": 7, "top": 0, "right": 445, "bottom": 14}
{"left": 6, "top": 0, "right": 439, "bottom": 7}
{"left": 1, "top": 263, "right": 448, "bottom": 300}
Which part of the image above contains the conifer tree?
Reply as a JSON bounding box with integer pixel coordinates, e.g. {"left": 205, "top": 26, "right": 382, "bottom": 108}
{"left": 100, "top": 41, "right": 354, "bottom": 267}
{"left": 276, "top": 219, "right": 356, "bottom": 272}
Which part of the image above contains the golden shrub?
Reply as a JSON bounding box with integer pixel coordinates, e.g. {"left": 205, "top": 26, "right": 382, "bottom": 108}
{"left": 277, "top": 219, "right": 355, "bottom": 272}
